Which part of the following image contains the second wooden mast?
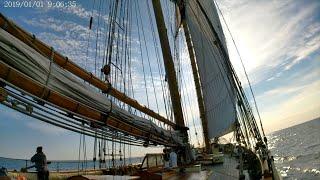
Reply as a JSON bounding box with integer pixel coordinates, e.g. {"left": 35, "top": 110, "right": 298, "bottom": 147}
{"left": 151, "top": 0, "right": 187, "bottom": 136}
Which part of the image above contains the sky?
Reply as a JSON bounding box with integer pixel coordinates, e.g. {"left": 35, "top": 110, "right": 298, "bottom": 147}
{"left": 216, "top": 0, "right": 320, "bottom": 133}
{"left": 0, "top": 0, "right": 319, "bottom": 160}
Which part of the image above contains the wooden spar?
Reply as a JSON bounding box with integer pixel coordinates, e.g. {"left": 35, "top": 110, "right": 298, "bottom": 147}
{"left": 151, "top": 0, "right": 186, "bottom": 131}
{"left": 0, "top": 61, "right": 176, "bottom": 146}
{"left": 0, "top": 13, "right": 176, "bottom": 128}
{"left": 182, "top": 22, "right": 210, "bottom": 152}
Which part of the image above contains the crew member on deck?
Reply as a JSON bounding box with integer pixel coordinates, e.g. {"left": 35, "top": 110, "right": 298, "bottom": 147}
{"left": 163, "top": 149, "right": 170, "bottom": 169}
{"left": 169, "top": 149, "right": 177, "bottom": 168}
{"left": 31, "top": 146, "right": 49, "bottom": 180}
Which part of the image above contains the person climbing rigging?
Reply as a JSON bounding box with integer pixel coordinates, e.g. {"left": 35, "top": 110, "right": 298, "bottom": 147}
{"left": 31, "top": 146, "right": 49, "bottom": 180}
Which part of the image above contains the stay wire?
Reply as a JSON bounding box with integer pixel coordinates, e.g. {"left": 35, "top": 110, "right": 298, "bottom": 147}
{"left": 94, "top": 0, "right": 103, "bottom": 76}
{"left": 84, "top": 0, "right": 96, "bottom": 71}
{"left": 136, "top": 0, "right": 161, "bottom": 115}
{"left": 147, "top": 0, "right": 170, "bottom": 121}
{"left": 134, "top": 0, "right": 150, "bottom": 108}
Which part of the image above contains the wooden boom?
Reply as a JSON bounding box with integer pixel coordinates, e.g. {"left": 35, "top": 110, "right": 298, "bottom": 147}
{"left": 0, "top": 13, "right": 177, "bottom": 128}
{"left": 0, "top": 61, "right": 176, "bottom": 146}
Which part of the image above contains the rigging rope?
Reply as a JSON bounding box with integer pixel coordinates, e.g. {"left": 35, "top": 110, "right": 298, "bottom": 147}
{"left": 146, "top": 0, "right": 171, "bottom": 122}
{"left": 84, "top": 0, "right": 96, "bottom": 71}
{"left": 77, "top": 125, "right": 82, "bottom": 173}
{"left": 83, "top": 130, "right": 87, "bottom": 171}
{"left": 178, "top": 37, "right": 200, "bottom": 146}
{"left": 93, "top": 131, "right": 97, "bottom": 170}
{"left": 94, "top": 0, "right": 103, "bottom": 76}
{"left": 173, "top": 32, "right": 191, "bottom": 141}
{"left": 136, "top": 0, "right": 161, "bottom": 116}
{"left": 107, "top": 0, "right": 119, "bottom": 67}
{"left": 188, "top": 2, "right": 254, "bottom": 143}
{"left": 134, "top": 0, "right": 150, "bottom": 109}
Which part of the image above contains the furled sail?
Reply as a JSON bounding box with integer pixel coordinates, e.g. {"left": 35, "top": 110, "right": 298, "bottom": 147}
{"left": 185, "top": 0, "right": 237, "bottom": 138}
{"left": 0, "top": 28, "right": 182, "bottom": 145}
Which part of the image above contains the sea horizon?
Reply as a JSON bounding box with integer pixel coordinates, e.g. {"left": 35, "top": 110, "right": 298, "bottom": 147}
{"left": 1, "top": 117, "right": 318, "bottom": 162}
{"left": 267, "top": 116, "right": 320, "bottom": 135}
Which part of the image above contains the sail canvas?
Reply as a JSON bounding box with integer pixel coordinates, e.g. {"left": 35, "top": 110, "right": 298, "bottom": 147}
{"left": 185, "top": 0, "right": 237, "bottom": 138}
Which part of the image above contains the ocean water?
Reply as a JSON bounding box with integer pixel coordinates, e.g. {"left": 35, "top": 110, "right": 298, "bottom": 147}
{"left": 0, "top": 156, "right": 143, "bottom": 172}
{"left": 268, "top": 118, "right": 320, "bottom": 179}
{"left": 1, "top": 119, "right": 319, "bottom": 179}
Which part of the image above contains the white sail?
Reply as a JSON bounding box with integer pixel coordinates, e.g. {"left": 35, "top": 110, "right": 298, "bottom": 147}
{"left": 185, "top": 0, "right": 237, "bottom": 138}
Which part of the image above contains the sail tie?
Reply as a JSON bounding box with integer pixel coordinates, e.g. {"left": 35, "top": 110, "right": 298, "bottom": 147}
{"left": 89, "top": 17, "right": 93, "bottom": 30}
{"left": 44, "top": 47, "right": 54, "bottom": 86}
{"left": 1, "top": 21, "right": 8, "bottom": 30}
{"left": 101, "top": 100, "right": 112, "bottom": 122}
{"left": 61, "top": 57, "right": 69, "bottom": 68}
{"left": 0, "top": 87, "right": 8, "bottom": 102}
{"left": 31, "top": 34, "right": 36, "bottom": 42}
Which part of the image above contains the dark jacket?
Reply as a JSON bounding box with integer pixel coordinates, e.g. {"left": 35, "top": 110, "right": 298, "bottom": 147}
{"left": 31, "top": 152, "right": 48, "bottom": 172}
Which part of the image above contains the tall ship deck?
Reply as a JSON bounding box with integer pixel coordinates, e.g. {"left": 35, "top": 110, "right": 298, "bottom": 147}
{"left": 0, "top": 0, "right": 280, "bottom": 179}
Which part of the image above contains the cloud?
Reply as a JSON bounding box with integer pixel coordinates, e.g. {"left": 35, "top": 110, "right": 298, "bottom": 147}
{"left": 254, "top": 51, "right": 320, "bottom": 133}
{"left": 215, "top": 0, "right": 320, "bottom": 134}
{"left": 26, "top": 120, "right": 67, "bottom": 135}
{"left": 260, "top": 78, "right": 320, "bottom": 133}
{"left": 257, "top": 85, "right": 306, "bottom": 101}
{"left": 43, "top": 2, "right": 110, "bottom": 23}
{"left": 23, "top": 16, "right": 111, "bottom": 73}
{"left": 61, "top": 4, "right": 92, "bottom": 19}
{"left": 284, "top": 32, "right": 320, "bottom": 70}
{"left": 217, "top": 0, "right": 320, "bottom": 84}
{"left": 0, "top": 106, "right": 25, "bottom": 122}
{"left": 24, "top": 17, "right": 90, "bottom": 36}
{"left": 22, "top": 12, "right": 140, "bottom": 75}
{"left": 4, "top": 0, "right": 318, "bottom": 140}
{"left": 0, "top": 106, "right": 67, "bottom": 135}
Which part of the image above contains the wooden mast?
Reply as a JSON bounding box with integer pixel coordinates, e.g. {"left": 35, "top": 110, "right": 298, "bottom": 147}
{"left": 182, "top": 22, "right": 210, "bottom": 152}
{"left": 151, "top": 0, "right": 186, "bottom": 132}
